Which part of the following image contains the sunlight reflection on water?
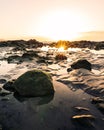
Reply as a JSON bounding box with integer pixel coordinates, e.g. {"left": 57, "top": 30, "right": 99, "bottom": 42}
{"left": 0, "top": 60, "right": 16, "bottom": 75}
{"left": 90, "top": 49, "right": 104, "bottom": 54}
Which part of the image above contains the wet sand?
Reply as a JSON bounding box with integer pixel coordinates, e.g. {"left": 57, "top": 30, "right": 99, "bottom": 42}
{"left": 0, "top": 80, "right": 104, "bottom": 130}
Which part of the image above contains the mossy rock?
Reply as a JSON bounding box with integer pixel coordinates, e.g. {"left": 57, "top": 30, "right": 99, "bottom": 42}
{"left": 13, "top": 70, "right": 54, "bottom": 97}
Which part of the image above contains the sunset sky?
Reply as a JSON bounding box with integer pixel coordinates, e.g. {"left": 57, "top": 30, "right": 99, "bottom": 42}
{"left": 0, "top": 0, "right": 104, "bottom": 41}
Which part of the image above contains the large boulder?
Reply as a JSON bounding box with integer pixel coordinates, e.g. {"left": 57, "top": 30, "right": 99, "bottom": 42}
{"left": 13, "top": 70, "right": 54, "bottom": 97}
{"left": 71, "top": 59, "right": 92, "bottom": 71}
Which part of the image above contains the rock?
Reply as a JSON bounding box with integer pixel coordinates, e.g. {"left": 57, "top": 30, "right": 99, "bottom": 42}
{"left": 13, "top": 69, "right": 54, "bottom": 97}
{"left": 0, "top": 79, "right": 7, "bottom": 84}
{"left": 22, "top": 51, "right": 39, "bottom": 59}
{"left": 67, "top": 68, "right": 72, "bottom": 73}
{"left": 1, "top": 97, "right": 10, "bottom": 101}
{"left": 47, "top": 60, "right": 53, "bottom": 64}
{"left": 72, "top": 114, "right": 95, "bottom": 127}
{"left": 0, "top": 87, "right": 2, "bottom": 91}
{"left": 95, "top": 43, "right": 104, "bottom": 50}
{"left": 36, "top": 59, "right": 46, "bottom": 64}
{"left": 12, "top": 46, "right": 26, "bottom": 51}
{"left": 74, "top": 106, "right": 90, "bottom": 112}
{"left": 7, "top": 55, "right": 21, "bottom": 63}
{"left": 55, "top": 54, "right": 67, "bottom": 60}
{"left": 91, "top": 97, "right": 104, "bottom": 104}
{"left": 0, "top": 91, "right": 12, "bottom": 96}
{"left": 3, "top": 80, "right": 16, "bottom": 92}
{"left": 97, "top": 103, "right": 104, "bottom": 114}
{"left": 71, "top": 59, "right": 92, "bottom": 71}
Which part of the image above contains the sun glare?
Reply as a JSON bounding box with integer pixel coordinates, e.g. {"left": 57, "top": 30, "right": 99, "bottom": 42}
{"left": 57, "top": 46, "right": 65, "bottom": 52}
{"left": 36, "top": 10, "right": 89, "bottom": 41}
{"left": 41, "top": 46, "right": 49, "bottom": 51}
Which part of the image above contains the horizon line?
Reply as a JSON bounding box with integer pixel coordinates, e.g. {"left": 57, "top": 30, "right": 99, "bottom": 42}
{"left": 1, "top": 30, "right": 104, "bottom": 42}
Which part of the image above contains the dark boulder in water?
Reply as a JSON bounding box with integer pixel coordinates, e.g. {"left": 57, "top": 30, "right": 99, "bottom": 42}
{"left": 13, "top": 69, "right": 54, "bottom": 97}
{"left": 71, "top": 59, "right": 92, "bottom": 71}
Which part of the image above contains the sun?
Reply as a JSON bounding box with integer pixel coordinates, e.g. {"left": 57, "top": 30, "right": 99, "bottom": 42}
{"left": 58, "top": 46, "right": 65, "bottom": 52}
{"left": 33, "top": 9, "right": 90, "bottom": 41}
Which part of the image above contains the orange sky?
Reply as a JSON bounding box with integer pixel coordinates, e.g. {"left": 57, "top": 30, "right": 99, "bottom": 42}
{"left": 0, "top": 0, "right": 104, "bottom": 41}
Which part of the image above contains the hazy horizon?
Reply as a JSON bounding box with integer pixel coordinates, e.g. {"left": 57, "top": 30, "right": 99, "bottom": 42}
{"left": 1, "top": 31, "right": 104, "bottom": 42}
{"left": 0, "top": 0, "right": 104, "bottom": 41}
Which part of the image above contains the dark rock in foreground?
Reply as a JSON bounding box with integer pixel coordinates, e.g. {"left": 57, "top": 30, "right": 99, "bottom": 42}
{"left": 3, "top": 80, "right": 16, "bottom": 92}
{"left": 71, "top": 59, "right": 92, "bottom": 71}
{"left": 13, "top": 70, "right": 54, "bottom": 97}
{"left": 0, "top": 79, "right": 7, "bottom": 84}
{"left": 0, "top": 91, "right": 11, "bottom": 96}
{"left": 97, "top": 103, "right": 104, "bottom": 114}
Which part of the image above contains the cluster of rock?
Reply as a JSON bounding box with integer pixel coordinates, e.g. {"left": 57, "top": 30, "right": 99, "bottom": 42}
{"left": 50, "top": 40, "right": 104, "bottom": 50}
{"left": 0, "top": 39, "right": 104, "bottom": 50}
{"left": 6, "top": 50, "right": 54, "bottom": 64}
{"left": 7, "top": 50, "right": 40, "bottom": 63}
{"left": 0, "top": 39, "right": 43, "bottom": 48}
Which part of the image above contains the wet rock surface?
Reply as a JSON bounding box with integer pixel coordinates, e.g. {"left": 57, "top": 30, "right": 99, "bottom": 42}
{"left": 91, "top": 97, "right": 104, "bottom": 104}
{"left": 74, "top": 106, "right": 90, "bottom": 112}
{"left": 72, "top": 114, "right": 95, "bottom": 127}
{"left": 97, "top": 103, "right": 104, "bottom": 114}
{"left": 71, "top": 59, "right": 92, "bottom": 71}
{"left": 3, "top": 80, "right": 15, "bottom": 92}
{"left": 13, "top": 70, "right": 54, "bottom": 97}
{"left": 0, "top": 79, "right": 7, "bottom": 84}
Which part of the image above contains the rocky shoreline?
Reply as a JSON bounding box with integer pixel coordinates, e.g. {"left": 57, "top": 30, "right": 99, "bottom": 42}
{"left": 0, "top": 41, "right": 104, "bottom": 130}
{"left": 0, "top": 39, "right": 104, "bottom": 50}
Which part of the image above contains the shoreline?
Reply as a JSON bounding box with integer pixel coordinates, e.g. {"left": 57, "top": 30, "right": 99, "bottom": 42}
{"left": 0, "top": 45, "right": 104, "bottom": 130}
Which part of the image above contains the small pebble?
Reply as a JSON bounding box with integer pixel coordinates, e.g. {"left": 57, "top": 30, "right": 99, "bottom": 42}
{"left": 74, "top": 106, "right": 90, "bottom": 112}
